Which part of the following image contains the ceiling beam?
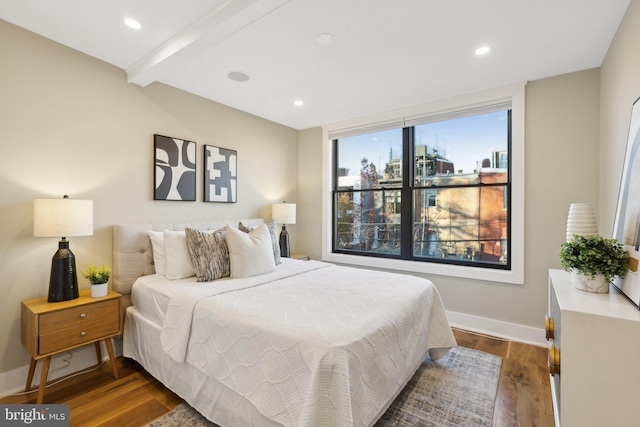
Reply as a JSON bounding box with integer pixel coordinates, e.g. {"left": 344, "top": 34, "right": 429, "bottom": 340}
{"left": 126, "top": 0, "right": 293, "bottom": 87}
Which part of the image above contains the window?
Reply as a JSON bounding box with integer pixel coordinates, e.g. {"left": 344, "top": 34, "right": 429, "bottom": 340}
{"left": 426, "top": 189, "right": 437, "bottom": 208}
{"left": 335, "top": 128, "right": 403, "bottom": 255}
{"left": 323, "top": 84, "right": 525, "bottom": 284}
{"left": 333, "top": 109, "right": 510, "bottom": 269}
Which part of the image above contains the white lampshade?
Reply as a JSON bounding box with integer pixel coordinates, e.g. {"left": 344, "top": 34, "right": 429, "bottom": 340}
{"left": 272, "top": 203, "right": 296, "bottom": 225}
{"left": 34, "top": 197, "right": 94, "bottom": 237}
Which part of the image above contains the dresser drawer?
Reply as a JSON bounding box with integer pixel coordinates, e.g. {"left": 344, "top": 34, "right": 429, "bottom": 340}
{"left": 39, "top": 299, "right": 119, "bottom": 334}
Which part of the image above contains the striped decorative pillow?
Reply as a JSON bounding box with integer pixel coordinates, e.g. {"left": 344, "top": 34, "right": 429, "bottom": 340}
{"left": 185, "top": 228, "right": 230, "bottom": 281}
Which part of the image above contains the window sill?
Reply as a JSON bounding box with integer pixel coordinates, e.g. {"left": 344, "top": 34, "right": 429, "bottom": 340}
{"left": 322, "top": 252, "right": 524, "bottom": 285}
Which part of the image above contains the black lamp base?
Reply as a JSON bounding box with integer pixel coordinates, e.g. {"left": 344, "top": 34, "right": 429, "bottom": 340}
{"left": 48, "top": 239, "right": 79, "bottom": 302}
{"left": 279, "top": 225, "right": 290, "bottom": 258}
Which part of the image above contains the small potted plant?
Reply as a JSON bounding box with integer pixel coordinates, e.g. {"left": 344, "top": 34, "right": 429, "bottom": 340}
{"left": 81, "top": 264, "right": 111, "bottom": 297}
{"left": 559, "top": 234, "right": 629, "bottom": 293}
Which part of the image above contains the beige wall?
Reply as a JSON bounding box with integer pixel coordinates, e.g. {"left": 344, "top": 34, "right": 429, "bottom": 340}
{"left": 297, "top": 127, "right": 324, "bottom": 260}
{"left": 0, "top": 20, "right": 298, "bottom": 374}
{"left": 600, "top": 0, "right": 640, "bottom": 233}
{"left": 299, "top": 69, "right": 602, "bottom": 330}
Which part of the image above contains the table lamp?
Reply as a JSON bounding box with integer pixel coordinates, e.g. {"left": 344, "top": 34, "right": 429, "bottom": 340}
{"left": 272, "top": 202, "right": 296, "bottom": 257}
{"left": 34, "top": 195, "right": 93, "bottom": 302}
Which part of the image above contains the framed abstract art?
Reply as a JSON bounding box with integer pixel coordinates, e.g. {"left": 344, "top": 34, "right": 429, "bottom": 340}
{"left": 153, "top": 134, "right": 196, "bottom": 201}
{"left": 613, "top": 96, "right": 640, "bottom": 308}
{"left": 203, "top": 145, "right": 237, "bottom": 203}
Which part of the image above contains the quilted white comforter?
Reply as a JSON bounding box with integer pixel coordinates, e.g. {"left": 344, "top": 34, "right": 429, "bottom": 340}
{"left": 160, "top": 260, "right": 456, "bottom": 427}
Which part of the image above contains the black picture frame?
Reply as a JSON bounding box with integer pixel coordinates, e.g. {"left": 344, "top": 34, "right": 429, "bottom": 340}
{"left": 153, "top": 134, "right": 197, "bottom": 201}
{"left": 203, "top": 145, "right": 237, "bottom": 203}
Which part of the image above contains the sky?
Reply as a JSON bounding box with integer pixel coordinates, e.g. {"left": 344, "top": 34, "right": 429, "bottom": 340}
{"left": 337, "top": 110, "right": 509, "bottom": 176}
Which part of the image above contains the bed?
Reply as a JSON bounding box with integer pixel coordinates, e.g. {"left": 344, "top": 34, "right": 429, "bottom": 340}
{"left": 113, "top": 219, "right": 456, "bottom": 427}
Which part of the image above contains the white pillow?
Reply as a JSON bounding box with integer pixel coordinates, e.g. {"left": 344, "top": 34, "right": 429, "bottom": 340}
{"left": 148, "top": 230, "right": 166, "bottom": 276}
{"left": 226, "top": 224, "right": 276, "bottom": 278}
{"left": 163, "top": 230, "right": 195, "bottom": 280}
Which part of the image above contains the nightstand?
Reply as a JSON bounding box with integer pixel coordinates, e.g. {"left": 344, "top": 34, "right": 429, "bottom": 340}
{"left": 21, "top": 289, "right": 122, "bottom": 403}
{"left": 291, "top": 254, "right": 310, "bottom": 261}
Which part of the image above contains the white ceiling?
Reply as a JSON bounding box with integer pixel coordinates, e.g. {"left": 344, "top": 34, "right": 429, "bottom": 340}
{"left": 0, "top": 0, "right": 630, "bottom": 130}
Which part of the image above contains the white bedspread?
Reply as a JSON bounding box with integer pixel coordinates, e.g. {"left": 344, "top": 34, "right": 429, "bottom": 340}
{"left": 156, "top": 260, "right": 455, "bottom": 427}
{"left": 161, "top": 260, "right": 331, "bottom": 362}
{"left": 131, "top": 273, "right": 197, "bottom": 326}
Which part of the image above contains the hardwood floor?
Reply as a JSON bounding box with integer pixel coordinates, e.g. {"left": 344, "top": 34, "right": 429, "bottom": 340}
{"left": 1, "top": 329, "right": 555, "bottom": 426}
{"left": 452, "top": 329, "right": 555, "bottom": 427}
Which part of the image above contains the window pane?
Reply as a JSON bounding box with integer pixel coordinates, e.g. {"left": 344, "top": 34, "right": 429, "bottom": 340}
{"left": 337, "top": 129, "right": 403, "bottom": 190}
{"left": 335, "top": 190, "right": 401, "bottom": 255}
{"left": 413, "top": 186, "right": 508, "bottom": 265}
{"left": 414, "top": 111, "right": 508, "bottom": 186}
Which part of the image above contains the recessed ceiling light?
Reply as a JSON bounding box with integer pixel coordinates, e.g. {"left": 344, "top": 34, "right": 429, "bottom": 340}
{"left": 475, "top": 46, "right": 491, "bottom": 56}
{"left": 317, "top": 33, "right": 334, "bottom": 46}
{"left": 227, "top": 71, "right": 250, "bottom": 82}
{"left": 294, "top": 100, "right": 304, "bottom": 107}
{"left": 124, "top": 18, "right": 141, "bottom": 30}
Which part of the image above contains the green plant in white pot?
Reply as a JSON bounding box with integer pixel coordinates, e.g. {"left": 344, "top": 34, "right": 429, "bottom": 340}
{"left": 559, "top": 234, "right": 629, "bottom": 293}
{"left": 82, "top": 264, "right": 111, "bottom": 297}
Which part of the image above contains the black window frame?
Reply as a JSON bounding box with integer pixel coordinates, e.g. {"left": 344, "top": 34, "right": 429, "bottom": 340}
{"left": 332, "top": 110, "right": 512, "bottom": 271}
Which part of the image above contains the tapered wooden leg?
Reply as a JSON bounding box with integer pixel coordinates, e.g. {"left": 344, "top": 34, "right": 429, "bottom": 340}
{"left": 25, "top": 358, "right": 37, "bottom": 392}
{"left": 104, "top": 338, "right": 118, "bottom": 379}
{"left": 94, "top": 341, "right": 102, "bottom": 365}
{"left": 37, "top": 356, "right": 51, "bottom": 404}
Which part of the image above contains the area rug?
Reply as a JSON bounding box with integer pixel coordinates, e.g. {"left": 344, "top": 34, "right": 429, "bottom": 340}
{"left": 147, "top": 346, "right": 501, "bottom": 427}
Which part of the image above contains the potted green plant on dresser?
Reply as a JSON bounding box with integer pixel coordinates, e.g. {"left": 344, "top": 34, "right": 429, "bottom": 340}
{"left": 81, "top": 264, "right": 111, "bottom": 297}
{"left": 559, "top": 234, "right": 629, "bottom": 293}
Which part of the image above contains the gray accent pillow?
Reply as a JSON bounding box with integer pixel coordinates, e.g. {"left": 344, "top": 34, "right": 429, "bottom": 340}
{"left": 237, "top": 222, "right": 256, "bottom": 233}
{"left": 185, "top": 228, "right": 230, "bottom": 281}
{"left": 267, "top": 219, "right": 282, "bottom": 265}
{"left": 239, "top": 220, "right": 281, "bottom": 265}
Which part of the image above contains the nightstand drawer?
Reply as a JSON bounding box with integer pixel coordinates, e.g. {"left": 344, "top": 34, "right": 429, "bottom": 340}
{"left": 39, "top": 299, "right": 119, "bottom": 335}
{"left": 39, "top": 316, "right": 120, "bottom": 355}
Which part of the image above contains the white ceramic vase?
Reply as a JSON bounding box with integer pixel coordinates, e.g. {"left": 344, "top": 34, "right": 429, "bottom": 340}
{"left": 566, "top": 203, "right": 598, "bottom": 242}
{"left": 571, "top": 270, "right": 609, "bottom": 293}
{"left": 91, "top": 282, "right": 108, "bottom": 298}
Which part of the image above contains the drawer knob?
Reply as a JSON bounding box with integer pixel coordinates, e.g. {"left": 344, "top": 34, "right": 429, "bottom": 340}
{"left": 80, "top": 313, "right": 86, "bottom": 319}
{"left": 548, "top": 344, "right": 560, "bottom": 376}
{"left": 545, "top": 315, "right": 554, "bottom": 340}
{"left": 80, "top": 331, "right": 87, "bottom": 337}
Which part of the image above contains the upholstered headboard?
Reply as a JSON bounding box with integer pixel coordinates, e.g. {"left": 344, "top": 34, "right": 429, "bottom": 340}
{"left": 112, "top": 219, "right": 265, "bottom": 311}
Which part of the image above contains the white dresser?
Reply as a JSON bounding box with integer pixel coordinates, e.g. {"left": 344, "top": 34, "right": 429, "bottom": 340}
{"left": 548, "top": 269, "right": 640, "bottom": 427}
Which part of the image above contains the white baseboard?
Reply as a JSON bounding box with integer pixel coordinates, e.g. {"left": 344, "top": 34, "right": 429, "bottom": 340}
{"left": 446, "top": 310, "right": 547, "bottom": 347}
{"left": 0, "top": 340, "right": 123, "bottom": 398}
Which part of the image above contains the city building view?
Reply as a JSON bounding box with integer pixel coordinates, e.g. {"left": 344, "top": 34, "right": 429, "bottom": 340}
{"left": 335, "top": 115, "right": 509, "bottom": 266}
